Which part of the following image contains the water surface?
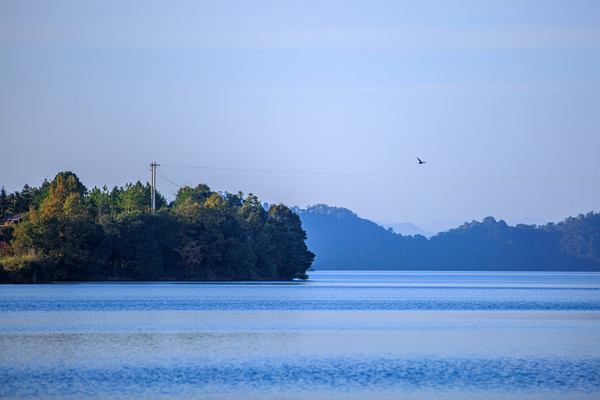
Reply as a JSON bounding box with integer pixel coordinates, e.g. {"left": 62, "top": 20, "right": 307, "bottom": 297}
{"left": 1, "top": 271, "right": 600, "bottom": 399}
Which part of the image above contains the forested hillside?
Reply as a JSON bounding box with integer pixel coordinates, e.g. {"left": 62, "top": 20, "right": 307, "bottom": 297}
{"left": 295, "top": 205, "right": 409, "bottom": 269}
{"left": 3, "top": 176, "right": 598, "bottom": 281}
{"left": 0, "top": 172, "right": 314, "bottom": 283}
{"left": 297, "top": 205, "right": 600, "bottom": 271}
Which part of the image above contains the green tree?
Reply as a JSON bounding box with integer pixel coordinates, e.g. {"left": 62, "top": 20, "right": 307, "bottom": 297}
{"left": 174, "top": 193, "right": 257, "bottom": 280}
{"left": 98, "top": 212, "right": 165, "bottom": 280}
{"left": 267, "top": 204, "right": 314, "bottom": 280}
{"left": 173, "top": 184, "right": 213, "bottom": 209}
{"left": 11, "top": 172, "right": 99, "bottom": 280}
{"left": 52, "top": 171, "right": 87, "bottom": 198}
{"left": 204, "top": 193, "right": 256, "bottom": 279}
{"left": 118, "top": 181, "right": 166, "bottom": 214}
{"left": 172, "top": 198, "right": 211, "bottom": 279}
{"left": 119, "top": 181, "right": 148, "bottom": 213}
{"left": 238, "top": 194, "right": 275, "bottom": 279}
{"left": 16, "top": 184, "right": 36, "bottom": 213}
{"left": 0, "top": 187, "right": 8, "bottom": 219}
{"left": 558, "top": 212, "right": 600, "bottom": 263}
{"left": 85, "top": 185, "right": 113, "bottom": 220}
{"left": 31, "top": 179, "right": 51, "bottom": 209}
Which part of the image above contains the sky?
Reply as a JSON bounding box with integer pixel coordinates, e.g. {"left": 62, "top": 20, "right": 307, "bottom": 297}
{"left": 1, "top": 0, "right": 599, "bottom": 231}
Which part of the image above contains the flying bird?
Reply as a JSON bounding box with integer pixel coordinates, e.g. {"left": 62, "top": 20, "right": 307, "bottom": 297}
{"left": 417, "top": 157, "right": 426, "bottom": 164}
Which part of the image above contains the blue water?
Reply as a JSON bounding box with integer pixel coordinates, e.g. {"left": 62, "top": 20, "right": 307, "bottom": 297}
{"left": 1, "top": 271, "right": 600, "bottom": 399}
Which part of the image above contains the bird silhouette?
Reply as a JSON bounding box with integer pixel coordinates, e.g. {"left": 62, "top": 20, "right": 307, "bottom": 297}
{"left": 417, "top": 157, "right": 426, "bottom": 164}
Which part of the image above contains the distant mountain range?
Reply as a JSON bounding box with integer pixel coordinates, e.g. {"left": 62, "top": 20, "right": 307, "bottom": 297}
{"left": 292, "top": 204, "right": 600, "bottom": 271}
{"left": 380, "top": 218, "right": 550, "bottom": 238}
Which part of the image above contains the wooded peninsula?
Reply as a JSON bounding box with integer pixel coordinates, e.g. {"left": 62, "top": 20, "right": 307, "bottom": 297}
{"left": 0, "top": 172, "right": 314, "bottom": 283}
{"left": 2, "top": 172, "right": 600, "bottom": 283}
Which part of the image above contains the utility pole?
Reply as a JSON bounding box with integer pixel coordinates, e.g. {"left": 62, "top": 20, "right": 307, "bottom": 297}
{"left": 150, "top": 161, "right": 159, "bottom": 212}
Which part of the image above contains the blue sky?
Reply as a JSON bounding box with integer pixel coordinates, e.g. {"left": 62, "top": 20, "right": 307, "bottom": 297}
{"left": 1, "top": 1, "right": 599, "bottom": 229}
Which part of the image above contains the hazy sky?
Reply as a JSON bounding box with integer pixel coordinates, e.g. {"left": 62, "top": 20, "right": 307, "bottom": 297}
{"left": 1, "top": 0, "right": 599, "bottom": 229}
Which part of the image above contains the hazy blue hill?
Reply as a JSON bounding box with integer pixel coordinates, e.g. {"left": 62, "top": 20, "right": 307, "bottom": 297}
{"left": 295, "top": 205, "right": 600, "bottom": 272}
{"left": 295, "top": 205, "right": 423, "bottom": 270}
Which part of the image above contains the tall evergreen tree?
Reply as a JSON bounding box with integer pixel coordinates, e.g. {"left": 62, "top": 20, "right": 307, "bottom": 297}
{"left": 0, "top": 187, "right": 8, "bottom": 219}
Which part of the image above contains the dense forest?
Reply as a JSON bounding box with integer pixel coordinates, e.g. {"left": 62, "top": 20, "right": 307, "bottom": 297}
{"left": 297, "top": 204, "right": 600, "bottom": 271}
{"left": 3, "top": 175, "right": 599, "bottom": 282}
{"left": 0, "top": 172, "right": 314, "bottom": 283}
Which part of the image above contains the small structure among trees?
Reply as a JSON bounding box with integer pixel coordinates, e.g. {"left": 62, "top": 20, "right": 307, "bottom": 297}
{"left": 2, "top": 213, "right": 23, "bottom": 225}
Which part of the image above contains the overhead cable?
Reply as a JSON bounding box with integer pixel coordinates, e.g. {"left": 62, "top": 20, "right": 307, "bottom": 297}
{"left": 159, "top": 164, "right": 600, "bottom": 182}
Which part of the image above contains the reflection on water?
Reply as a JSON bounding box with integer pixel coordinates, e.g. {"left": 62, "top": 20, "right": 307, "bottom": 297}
{"left": 1, "top": 271, "right": 600, "bottom": 399}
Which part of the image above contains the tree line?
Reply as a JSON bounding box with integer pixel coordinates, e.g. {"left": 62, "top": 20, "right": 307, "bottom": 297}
{"left": 0, "top": 172, "right": 314, "bottom": 283}
{"left": 297, "top": 204, "right": 600, "bottom": 271}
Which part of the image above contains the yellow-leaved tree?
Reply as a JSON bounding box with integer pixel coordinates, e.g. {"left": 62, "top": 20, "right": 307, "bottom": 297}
{"left": 11, "top": 172, "right": 99, "bottom": 281}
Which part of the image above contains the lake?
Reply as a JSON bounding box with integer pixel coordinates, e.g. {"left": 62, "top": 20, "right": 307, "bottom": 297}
{"left": 1, "top": 270, "right": 600, "bottom": 399}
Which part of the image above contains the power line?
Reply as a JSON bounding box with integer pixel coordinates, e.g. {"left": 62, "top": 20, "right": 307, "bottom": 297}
{"left": 157, "top": 170, "right": 183, "bottom": 188}
{"left": 160, "top": 163, "right": 600, "bottom": 182}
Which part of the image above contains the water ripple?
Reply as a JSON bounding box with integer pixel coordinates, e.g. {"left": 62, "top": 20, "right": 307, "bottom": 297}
{"left": 1, "top": 356, "right": 599, "bottom": 399}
